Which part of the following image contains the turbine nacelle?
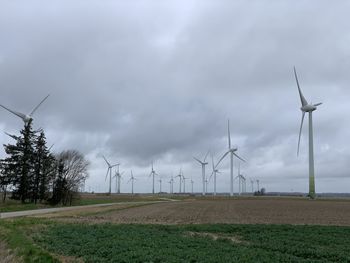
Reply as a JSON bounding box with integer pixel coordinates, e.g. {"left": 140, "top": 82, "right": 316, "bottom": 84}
{"left": 301, "top": 103, "right": 321, "bottom": 113}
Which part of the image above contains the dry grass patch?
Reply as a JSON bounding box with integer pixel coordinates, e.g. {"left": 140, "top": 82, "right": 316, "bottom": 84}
{"left": 185, "top": 231, "right": 248, "bottom": 244}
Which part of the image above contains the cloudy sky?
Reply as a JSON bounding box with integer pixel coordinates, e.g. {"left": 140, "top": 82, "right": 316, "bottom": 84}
{"left": 1, "top": 0, "right": 349, "bottom": 194}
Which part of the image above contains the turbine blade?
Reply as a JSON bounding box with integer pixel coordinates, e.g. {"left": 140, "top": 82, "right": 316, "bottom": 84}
{"left": 193, "top": 157, "right": 202, "bottom": 164}
{"left": 209, "top": 170, "right": 214, "bottom": 181}
{"left": 211, "top": 154, "right": 215, "bottom": 171}
{"left": 228, "top": 119, "right": 231, "bottom": 149}
{"left": 313, "top": 102, "right": 322, "bottom": 107}
{"left": 102, "top": 155, "right": 110, "bottom": 166}
{"left": 29, "top": 94, "right": 50, "bottom": 116}
{"left": 233, "top": 153, "right": 246, "bottom": 162}
{"left": 293, "top": 67, "right": 308, "bottom": 107}
{"left": 297, "top": 112, "right": 305, "bottom": 156}
{"left": 203, "top": 150, "right": 210, "bottom": 162}
{"left": 105, "top": 168, "right": 110, "bottom": 181}
{"left": 0, "top": 104, "right": 27, "bottom": 121}
{"left": 216, "top": 151, "right": 229, "bottom": 167}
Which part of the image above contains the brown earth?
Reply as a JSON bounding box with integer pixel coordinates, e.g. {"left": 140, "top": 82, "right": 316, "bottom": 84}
{"left": 38, "top": 198, "right": 350, "bottom": 226}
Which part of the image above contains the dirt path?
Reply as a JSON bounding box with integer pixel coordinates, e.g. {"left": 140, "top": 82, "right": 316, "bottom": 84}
{"left": 0, "top": 200, "right": 173, "bottom": 219}
{"left": 49, "top": 198, "right": 350, "bottom": 226}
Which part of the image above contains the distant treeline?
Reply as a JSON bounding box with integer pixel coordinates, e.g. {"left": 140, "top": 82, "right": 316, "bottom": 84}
{"left": 0, "top": 120, "right": 89, "bottom": 205}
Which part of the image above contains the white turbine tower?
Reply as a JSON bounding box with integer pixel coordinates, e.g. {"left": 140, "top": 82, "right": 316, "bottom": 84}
{"left": 158, "top": 177, "right": 162, "bottom": 193}
{"left": 149, "top": 162, "right": 158, "bottom": 194}
{"left": 217, "top": 120, "right": 246, "bottom": 196}
{"left": 182, "top": 174, "right": 189, "bottom": 193}
{"left": 294, "top": 67, "right": 322, "bottom": 199}
{"left": 128, "top": 170, "right": 136, "bottom": 195}
{"left": 190, "top": 178, "right": 194, "bottom": 194}
{"left": 193, "top": 150, "right": 210, "bottom": 196}
{"left": 102, "top": 155, "right": 119, "bottom": 195}
{"left": 0, "top": 94, "right": 50, "bottom": 124}
{"left": 209, "top": 154, "right": 220, "bottom": 196}
{"left": 169, "top": 176, "right": 174, "bottom": 194}
{"left": 176, "top": 169, "right": 183, "bottom": 193}
{"left": 250, "top": 179, "right": 254, "bottom": 193}
{"left": 113, "top": 166, "right": 124, "bottom": 194}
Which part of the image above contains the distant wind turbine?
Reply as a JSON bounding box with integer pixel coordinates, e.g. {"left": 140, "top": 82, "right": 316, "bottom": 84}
{"left": 190, "top": 178, "right": 194, "bottom": 194}
{"left": 176, "top": 169, "right": 183, "bottom": 193}
{"left": 128, "top": 170, "right": 136, "bottom": 194}
{"left": 102, "top": 155, "right": 119, "bottom": 194}
{"left": 209, "top": 154, "right": 220, "bottom": 196}
{"left": 194, "top": 150, "right": 210, "bottom": 196}
{"left": 250, "top": 179, "right": 254, "bottom": 193}
{"left": 158, "top": 177, "right": 162, "bottom": 193}
{"left": 113, "top": 166, "right": 124, "bottom": 194}
{"left": 217, "top": 120, "right": 246, "bottom": 196}
{"left": 0, "top": 94, "right": 50, "bottom": 124}
{"left": 182, "top": 174, "right": 189, "bottom": 193}
{"left": 149, "top": 162, "right": 158, "bottom": 194}
{"left": 294, "top": 67, "right": 322, "bottom": 199}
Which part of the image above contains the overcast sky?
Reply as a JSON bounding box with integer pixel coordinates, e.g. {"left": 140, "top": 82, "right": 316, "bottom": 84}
{"left": 1, "top": 0, "right": 349, "bottom": 194}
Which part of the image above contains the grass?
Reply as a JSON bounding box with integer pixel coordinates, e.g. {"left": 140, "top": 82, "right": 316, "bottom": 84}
{"left": 2, "top": 216, "right": 350, "bottom": 263}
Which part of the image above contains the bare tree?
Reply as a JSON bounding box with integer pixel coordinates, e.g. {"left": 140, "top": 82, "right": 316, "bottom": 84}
{"left": 51, "top": 150, "right": 89, "bottom": 205}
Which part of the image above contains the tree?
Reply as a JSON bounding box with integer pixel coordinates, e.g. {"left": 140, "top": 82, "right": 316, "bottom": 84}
{"left": 51, "top": 150, "right": 89, "bottom": 205}
{"left": 33, "top": 130, "right": 56, "bottom": 203}
{"left": 1, "top": 121, "right": 36, "bottom": 203}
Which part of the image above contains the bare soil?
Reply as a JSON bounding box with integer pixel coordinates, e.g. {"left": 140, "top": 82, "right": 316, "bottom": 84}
{"left": 41, "top": 198, "right": 350, "bottom": 226}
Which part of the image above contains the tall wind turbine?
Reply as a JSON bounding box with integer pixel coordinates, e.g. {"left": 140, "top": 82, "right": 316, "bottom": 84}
{"left": 250, "top": 179, "right": 254, "bottom": 193}
{"left": 149, "top": 162, "right": 158, "bottom": 194}
{"left": 294, "top": 67, "right": 322, "bottom": 199}
{"left": 128, "top": 170, "right": 136, "bottom": 195}
{"left": 182, "top": 174, "right": 189, "bottom": 193}
{"left": 158, "top": 177, "right": 162, "bottom": 193}
{"left": 194, "top": 150, "right": 210, "bottom": 196}
{"left": 176, "top": 169, "right": 183, "bottom": 193}
{"left": 217, "top": 120, "right": 246, "bottom": 196}
{"left": 102, "top": 155, "right": 119, "bottom": 194}
{"left": 209, "top": 154, "right": 220, "bottom": 196}
{"left": 113, "top": 166, "right": 124, "bottom": 194}
{"left": 190, "top": 178, "right": 194, "bottom": 194}
{"left": 0, "top": 94, "right": 50, "bottom": 124}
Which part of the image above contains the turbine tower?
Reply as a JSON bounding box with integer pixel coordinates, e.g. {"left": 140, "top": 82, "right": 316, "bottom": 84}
{"left": 158, "top": 177, "right": 162, "bottom": 193}
{"left": 217, "top": 120, "right": 246, "bottom": 196}
{"left": 190, "top": 178, "right": 194, "bottom": 194}
{"left": 113, "top": 166, "right": 124, "bottom": 194}
{"left": 209, "top": 154, "right": 220, "bottom": 196}
{"left": 149, "top": 162, "right": 158, "bottom": 194}
{"left": 250, "top": 179, "right": 254, "bottom": 193}
{"left": 102, "top": 155, "right": 119, "bottom": 194}
{"left": 182, "top": 174, "right": 189, "bottom": 193}
{"left": 193, "top": 150, "right": 210, "bottom": 196}
{"left": 0, "top": 94, "right": 50, "bottom": 124}
{"left": 294, "top": 67, "right": 322, "bottom": 199}
{"left": 128, "top": 170, "right": 136, "bottom": 194}
{"left": 176, "top": 169, "right": 182, "bottom": 193}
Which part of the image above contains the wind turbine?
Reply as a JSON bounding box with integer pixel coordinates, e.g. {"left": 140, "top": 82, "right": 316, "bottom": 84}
{"left": 256, "top": 179, "right": 260, "bottom": 193}
{"left": 128, "top": 170, "right": 136, "bottom": 195}
{"left": 169, "top": 176, "right": 174, "bottom": 194}
{"left": 294, "top": 67, "right": 322, "bottom": 199}
{"left": 113, "top": 166, "right": 124, "bottom": 194}
{"left": 217, "top": 120, "right": 246, "bottom": 196}
{"left": 158, "top": 177, "right": 162, "bottom": 193}
{"left": 149, "top": 162, "right": 158, "bottom": 194}
{"left": 193, "top": 150, "right": 210, "bottom": 196}
{"left": 250, "top": 179, "right": 254, "bottom": 193}
{"left": 0, "top": 94, "right": 50, "bottom": 124}
{"left": 182, "top": 174, "right": 189, "bottom": 193}
{"left": 102, "top": 155, "right": 119, "bottom": 194}
{"left": 190, "top": 178, "right": 194, "bottom": 194}
{"left": 209, "top": 154, "right": 220, "bottom": 196}
{"left": 176, "top": 169, "right": 183, "bottom": 193}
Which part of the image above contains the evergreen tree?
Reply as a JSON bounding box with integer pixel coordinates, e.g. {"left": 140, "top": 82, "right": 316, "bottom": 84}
{"left": 33, "top": 130, "right": 55, "bottom": 203}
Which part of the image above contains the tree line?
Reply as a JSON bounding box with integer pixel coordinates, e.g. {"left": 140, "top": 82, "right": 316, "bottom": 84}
{"left": 0, "top": 121, "right": 89, "bottom": 205}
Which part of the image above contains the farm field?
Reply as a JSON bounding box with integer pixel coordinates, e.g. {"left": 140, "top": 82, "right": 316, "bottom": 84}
{"left": 1, "top": 197, "right": 350, "bottom": 262}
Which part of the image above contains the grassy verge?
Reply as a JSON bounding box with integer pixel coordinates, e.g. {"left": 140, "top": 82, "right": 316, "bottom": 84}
{"left": 2, "top": 216, "right": 350, "bottom": 262}
{"left": 0, "top": 194, "right": 168, "bottom": 213}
